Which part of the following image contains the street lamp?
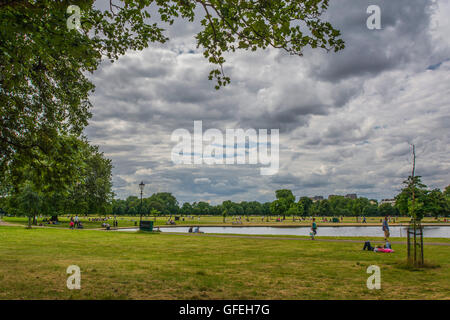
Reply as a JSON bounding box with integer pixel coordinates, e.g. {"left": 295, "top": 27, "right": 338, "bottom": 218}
{"left": 139, "top": 181, "right": 145, "bottom": 223}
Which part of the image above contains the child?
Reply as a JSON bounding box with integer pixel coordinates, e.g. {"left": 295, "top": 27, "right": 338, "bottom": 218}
{"left": 69, "top": 221, "right": 74, "bottom": 229}
{"left": 384, "top": 240, "right": 392, "bottom": 249}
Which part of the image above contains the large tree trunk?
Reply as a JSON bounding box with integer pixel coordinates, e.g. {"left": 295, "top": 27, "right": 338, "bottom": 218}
{"left": 27, "top": 216, "right": 32, "bottom": 228}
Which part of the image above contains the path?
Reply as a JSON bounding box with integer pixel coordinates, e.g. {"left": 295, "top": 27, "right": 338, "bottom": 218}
{"left": 0, "top": 220, "right": 22, "bottom": 227}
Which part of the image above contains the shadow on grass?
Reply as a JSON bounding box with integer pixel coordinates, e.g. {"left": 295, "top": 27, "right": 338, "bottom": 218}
{"left": 390, "top": 259, "right": 441, "bottom": 271}
{"left": 136, "top": 230, "right": 161, "bottom": 235}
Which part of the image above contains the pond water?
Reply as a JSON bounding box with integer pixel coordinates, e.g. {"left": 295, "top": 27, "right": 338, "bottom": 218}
{"left": 117, "top": 225, "right": 450, "bottom": 238}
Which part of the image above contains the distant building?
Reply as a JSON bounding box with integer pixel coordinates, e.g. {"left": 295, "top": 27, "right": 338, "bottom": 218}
{"left": 380, "top": 199, "right": 396, "bottom": 206}
{"left": 345, "top": 193, "right": 357, "bottom": 199}
{"left": 309, "top": 196, "right": 323, "bottom": 202}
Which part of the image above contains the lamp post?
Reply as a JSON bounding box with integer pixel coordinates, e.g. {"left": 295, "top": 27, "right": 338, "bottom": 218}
{"left": 139, "top": 181, "right": 145, "bottom": 223}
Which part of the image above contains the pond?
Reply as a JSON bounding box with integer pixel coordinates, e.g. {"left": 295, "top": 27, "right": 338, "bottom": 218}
{"left": 117, "top": 225, "right": 450, "bottom": 238}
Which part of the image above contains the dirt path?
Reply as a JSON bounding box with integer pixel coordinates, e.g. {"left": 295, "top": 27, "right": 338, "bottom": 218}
{"left": 0, "top": 220, "right": 23, "bottom": 227}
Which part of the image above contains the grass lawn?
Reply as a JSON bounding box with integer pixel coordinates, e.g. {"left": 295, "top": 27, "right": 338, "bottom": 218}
{"left": 0, "top": 226, "right": 449, "bottom": 300}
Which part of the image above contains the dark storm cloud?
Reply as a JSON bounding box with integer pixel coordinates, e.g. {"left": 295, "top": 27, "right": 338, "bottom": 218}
{"left": 311, "top": 0, "right": 436, "bottom": 81}
{"left": 270, "top": 173, "right": 300, "bottom": 186}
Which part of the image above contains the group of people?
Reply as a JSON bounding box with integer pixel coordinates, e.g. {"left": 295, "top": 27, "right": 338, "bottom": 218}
{"left": 188, "top": 226, "right": 202, "bottom": 233}
{"left": 41, "top": 218, "right": 59, "bottom": 225}
{"left": 88, "top": 217, "right": 109, "bottom": 222}
{"left": 363, "top": 216, "right": 394, "bottom": 252}
{"left": 69, "top": 215, "right": 83, "bottom": 229}
{"left": 362, "top": 240, "right": 393, "bottom": 252}
{"left": 103, "top": 219, "right": 118, "bottom": 229}
{"left": 310, "top": 216, "right": 395, "bottom": 252}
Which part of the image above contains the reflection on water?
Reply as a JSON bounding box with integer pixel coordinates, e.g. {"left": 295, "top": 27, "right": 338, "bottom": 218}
{"left": 159, "top": 226, "right": 450, "bottom": 238}
{"left": 118, "top": 225, "right": 450, "bottom": 238}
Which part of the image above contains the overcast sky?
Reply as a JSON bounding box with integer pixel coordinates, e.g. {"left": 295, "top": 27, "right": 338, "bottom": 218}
{"left": 85, "top": 0, "right": 450, "bottom": 204}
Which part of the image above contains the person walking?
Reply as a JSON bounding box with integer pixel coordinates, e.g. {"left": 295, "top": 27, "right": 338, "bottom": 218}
{"left": 382, "top": 216, "right": 390, "bottom": 240}
{"left": 311, "top": 218, "right": 318, "bottom": 240}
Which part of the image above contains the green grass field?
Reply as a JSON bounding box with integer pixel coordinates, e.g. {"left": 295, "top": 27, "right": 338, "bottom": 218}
{"left": 0, "top": 226, "right": 448, "bottom": 300}
{"left": 3, "top": 215, "right": 449, "bottom": 230}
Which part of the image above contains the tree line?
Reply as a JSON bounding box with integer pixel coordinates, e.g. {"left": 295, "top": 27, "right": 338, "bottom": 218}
{"left": 110, "top": 180, "right": 450, "bottom": 219}
{"left": 2, "top": 173, "right": 448, "bottom": 224}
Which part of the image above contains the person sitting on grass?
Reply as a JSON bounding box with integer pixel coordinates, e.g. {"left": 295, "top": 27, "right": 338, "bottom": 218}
{"left": 384, "top": 240, "right": 391, "bottom": 249}
{"left": 194, "top": 226, "right": 204, "bottom": 233}
{"left": 362, "top": 241, "right": 374, "bottom": 251}
{"left": 373, "top": 245, "right": 383, "bottom": 252}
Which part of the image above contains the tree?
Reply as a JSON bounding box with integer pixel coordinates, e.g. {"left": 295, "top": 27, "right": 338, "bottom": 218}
{"left": 150, "top": 208, "right": 161, "bottom": 221}
{"left": 298, "top": 197, "right": 313, "bottom": 216}
{"left": 61, "top": 140, "right": 113, "bottom": 216}
{"left": 445, "top": 185, "right": 450, "bottom": 217}
{"left": 444, "top": 185, "right": 450, "bottom": 197}
{"left": 5, "top": 135, "right": 113, "bottom": 219}
{"left": 274, "top": 189, "right": 295, "bottom": 219}
{"left": 378, "top": 203, "right": 396, "bottom": 217}
{"left": 425, "top": 189, "right": 448, "bottom": 218}
{"left": 400, "top": 144, "right": 425, "bottom": 267}
{"left": 149, "top": 193, "right": 179, "bottom": 216}
{"left": 287, "top": 203, "right": 303, "bottom": 221}
{"left": 270, "top": 199, "right": 287, "bottom": 218}
{"left": 318, "top": 199, "right": 330, "bottom": 216}
{"left": 395, "top": 176, "right": 428, "bottom": 220}
{"left": 262, "top": 202, "right": 271, "bottom": 221}
{"left": 17, "top": 183, "right": 41, "bottom": 228}
{"left": 180, "top": 202, "right": 193, "bottom": 216}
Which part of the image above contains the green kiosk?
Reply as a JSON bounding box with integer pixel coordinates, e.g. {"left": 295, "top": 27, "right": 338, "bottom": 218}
{"left": 140, "top": 221, "right": 154, "bottom": 232}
